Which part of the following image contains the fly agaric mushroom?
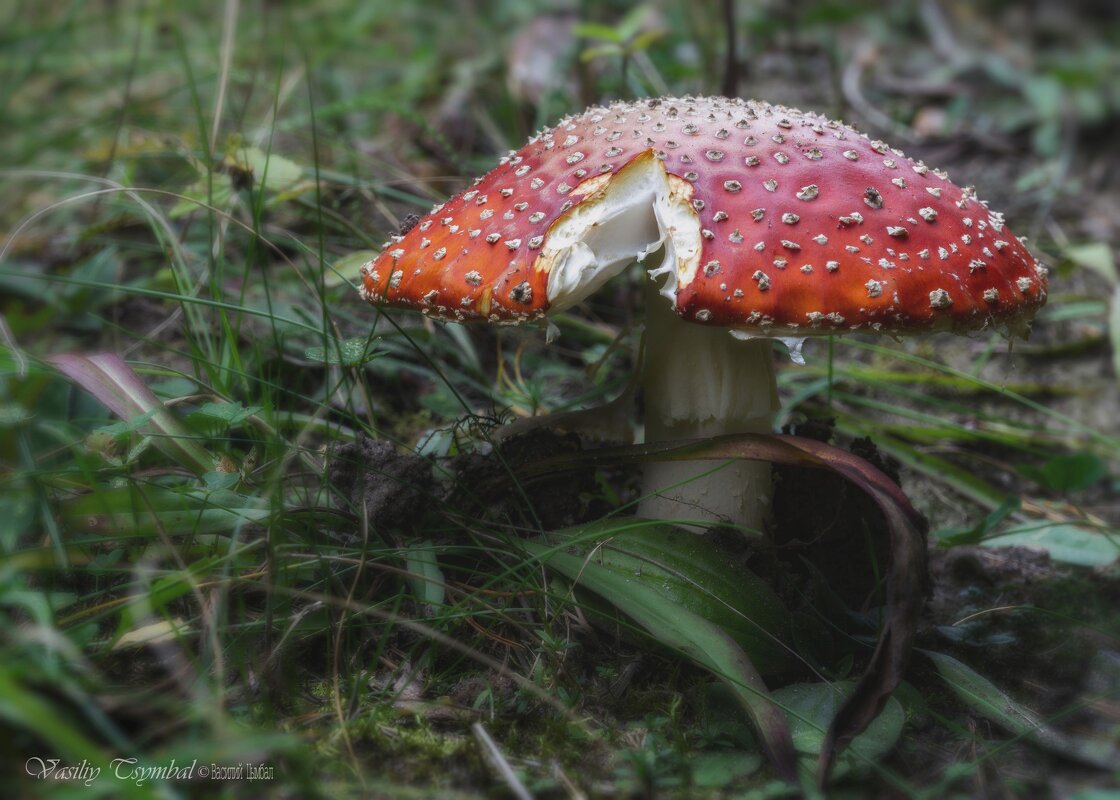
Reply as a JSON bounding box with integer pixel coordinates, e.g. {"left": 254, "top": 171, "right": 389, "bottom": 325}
{"left": 358, "top": 96, "right": 1047, "bottom": 532}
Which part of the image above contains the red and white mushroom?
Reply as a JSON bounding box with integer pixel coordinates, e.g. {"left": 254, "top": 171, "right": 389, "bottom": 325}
{"left": 359, "top": 96, "right": 1047, "bottom": 531}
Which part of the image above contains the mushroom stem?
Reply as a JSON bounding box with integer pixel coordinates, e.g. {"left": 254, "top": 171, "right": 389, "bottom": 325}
{"left": 638, "top": 277, "right": 779, "bottom": 532}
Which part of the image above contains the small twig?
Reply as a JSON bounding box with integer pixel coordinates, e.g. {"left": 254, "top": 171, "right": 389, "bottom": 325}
{"left": 720, "top": 0, "right": 739, "bottom": 97}
{"left": 210, "top": 0, "right": 240, "bottom": 153}
{"left": 632, "top": 50, "right": 671, "bottom": 97}
{"left": 872, "top": 73, "right": 962, "bottom": 97}
{"left": 551, "top": 760, "right": 587, "bottom": 800}
{"left": 472, "top": 722, "right": 534, "bottom": 800}
{"left": 841, "top": 42, "right": 918, "bottom": 144}
{"left": 918, "top": 0, "right": 964, "bottom": 67}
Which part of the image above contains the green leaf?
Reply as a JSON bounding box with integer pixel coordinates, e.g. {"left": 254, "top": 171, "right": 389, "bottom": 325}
{"left": 935, "top": 495, "right": 1021, "bottom": 547}
{"left": 690, "top": 750, "right": 763, "bottom": 788}
{"left": 1020, "top": 453, "right": 1105, "bottom": 493}
{"left": 628, "top": 28, "right": 667, "bottom": 54}
{"left": 580, "top": 43, "right": 625, "bottom": 62}
{"left": 186, "top": 401, "right": 262, "bottom": 430}
{"left": 984, "top": 523, "right": 1120, "bottom": 567}
{"left": 1040, "top": 299, "right": 1109, "bottom": 323}
{"left": 1031, "top": 119, "right": 1062, "bottom": 157}
{"left": 202, "top": 470, "right": 241, "bottom": 491}
{"left": 235, "top": 146, "right": 303, "bottom": 193}
{"left": 773, "top": 681, "right": 905, "bottom": 777}
{"left": 1064, "top": 241, "right": 1118, "bottom": 285}
{"left": 927, "top": 651, "right": 1120, "bottom": 769}
{"left": 328, "top": 250, "right": 377, "bottom": 289}
{"left": 150, "top": 377, "right": 199, "bottom": 399}
{"left": 304, "top": 337, "right": 381, "bottom": 366}
{"left": 403, "top": 541, "right": 445, "bottom": 608}
{"left": 572, "top": 22, "right": 622, "bottom": 42}
{"left": 616, "top": 4, "right": 653, "bottom": 40}
{"left": 94, "top": 408, "right": 160, "bottom": 438}
{"left": 170, "top": 170, "right": 234, "bottom": 218}
{"left": 1023, "top": 75, "right": 1064, "bottom": 119}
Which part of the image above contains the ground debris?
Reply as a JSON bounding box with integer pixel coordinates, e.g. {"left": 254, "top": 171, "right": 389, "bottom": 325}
{"left": 329, "top": 436, "right": 435, "bottom": 535}
{"left": 448, "top": 427, "right": 595, "bottom": 530}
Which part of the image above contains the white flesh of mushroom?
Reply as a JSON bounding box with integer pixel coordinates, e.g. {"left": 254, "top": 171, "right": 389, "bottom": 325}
{"left": 541, "top": 154, "right": 780, "bottom": 533}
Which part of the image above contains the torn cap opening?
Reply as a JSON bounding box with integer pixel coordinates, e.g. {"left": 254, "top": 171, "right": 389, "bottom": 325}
{"left": 542, "top": 151, "right": 701, "bottom": 313}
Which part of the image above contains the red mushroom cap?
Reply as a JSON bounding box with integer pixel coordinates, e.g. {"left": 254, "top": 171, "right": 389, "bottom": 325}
{"left": 359, "top": 96, "right": 1047, "bottom": 336}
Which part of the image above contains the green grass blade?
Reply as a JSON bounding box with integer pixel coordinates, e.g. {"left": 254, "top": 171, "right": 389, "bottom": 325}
{"left": 50, "top": 352, "right": 214, "bottom": 475}
{"left": 927, "top": 650, "right": 1120, "bottom": 770}
{"left": 521, "top": 536, "right": 798, "bottom": 784}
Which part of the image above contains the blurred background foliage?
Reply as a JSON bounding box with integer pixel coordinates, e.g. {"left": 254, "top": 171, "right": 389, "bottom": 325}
{"left": 1, "top": 0, "right": 1118, "bottom": 797}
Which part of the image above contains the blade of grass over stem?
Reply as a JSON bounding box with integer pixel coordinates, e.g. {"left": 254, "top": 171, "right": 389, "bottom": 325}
{"left": 520, "top": 535, "right": 799, "bottom": 784}
{"left": 516, "top": 432, "right": 927, "bottom": 786}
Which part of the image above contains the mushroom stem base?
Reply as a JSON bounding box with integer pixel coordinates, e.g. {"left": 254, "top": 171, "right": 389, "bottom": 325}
{"left": 638, "top": 456, "right": 774, "bottom": 534}
{"left": 638, "top": 278, "right": 779, "bottom": 532}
